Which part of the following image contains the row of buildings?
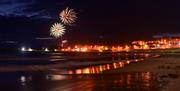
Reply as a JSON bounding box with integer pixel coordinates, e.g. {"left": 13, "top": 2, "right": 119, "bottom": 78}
{"left": 60, "top": 38, "right": 180, "bottom": 52}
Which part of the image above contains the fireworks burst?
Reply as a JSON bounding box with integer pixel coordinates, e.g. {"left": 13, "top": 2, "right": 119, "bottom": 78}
{"left": 59, "top": 7, "right": 77, "bottom": 25}
{"left": 50, "top": 23, "right": 65, "bottom": 38}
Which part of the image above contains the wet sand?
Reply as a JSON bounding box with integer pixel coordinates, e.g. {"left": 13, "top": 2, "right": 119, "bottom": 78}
{"left": 105, "top": 53, "right": 180, "bottom": 91}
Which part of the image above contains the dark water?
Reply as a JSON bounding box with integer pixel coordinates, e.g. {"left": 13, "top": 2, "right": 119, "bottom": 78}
{"left": 0, "top": 72, "right": 160, "bottom": 91}
{"left": 0, "top": 52, "right": 160, "bottom": 91}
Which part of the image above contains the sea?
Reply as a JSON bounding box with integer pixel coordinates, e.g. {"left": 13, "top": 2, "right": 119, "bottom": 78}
{"left": 0, "top": 51, "right": 161, "bottom": 91}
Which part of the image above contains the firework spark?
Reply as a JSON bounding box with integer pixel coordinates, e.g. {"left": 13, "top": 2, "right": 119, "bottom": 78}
{"left": 50, "top": 23, "right": 65, "bottom": 38}
{"left": 59, "top": 7, "right": 77, "bottom": 25}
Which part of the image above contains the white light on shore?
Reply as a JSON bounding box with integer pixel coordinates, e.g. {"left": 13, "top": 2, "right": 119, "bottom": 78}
{"left": 45, "top": 48, "right": 49, "bottom": 52}
{"left": 27, "top": 48, "right": 33, "bottom": 52}
{"left": 54, "top": 49, "right": 57, "bottom": 52}
{"left": 21, "top": 47, "right": 26, "bottom": 51}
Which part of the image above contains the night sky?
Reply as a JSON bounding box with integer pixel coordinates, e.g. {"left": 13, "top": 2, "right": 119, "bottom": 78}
{"left": 0, "top": 0, "right": 180, "bottom": 46}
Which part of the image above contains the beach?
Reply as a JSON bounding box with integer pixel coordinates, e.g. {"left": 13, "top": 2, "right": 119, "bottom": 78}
{"left": 105, "top": 53, "right": 180, "bottom": 91}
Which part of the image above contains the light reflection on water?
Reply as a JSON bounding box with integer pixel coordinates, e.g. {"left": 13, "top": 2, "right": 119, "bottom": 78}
{"left": 4, "top": 72, "right": 159, "bottom": 91}
{"left": 68, "top": 59, "right": 144, "bottom": 74}
{"left": 0, "top": 53, "right": 161, "bottom": 91}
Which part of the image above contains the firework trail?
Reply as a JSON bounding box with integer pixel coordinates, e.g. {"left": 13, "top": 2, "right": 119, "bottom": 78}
{"left": 59, "top": 7, "right": 77, "bottom": 25}
{"left": 50, "top": 23, "right": 65, "bottom": 38}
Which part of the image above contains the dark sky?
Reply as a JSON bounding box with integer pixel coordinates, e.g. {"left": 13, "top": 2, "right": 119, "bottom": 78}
{"left": 0, "top": 0, "right": 180, "bottom": 46}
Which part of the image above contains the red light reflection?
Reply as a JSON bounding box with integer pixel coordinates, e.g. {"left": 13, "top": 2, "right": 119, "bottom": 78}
{"left": 68, "top": 59, "right": 144, "bottom": 74}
